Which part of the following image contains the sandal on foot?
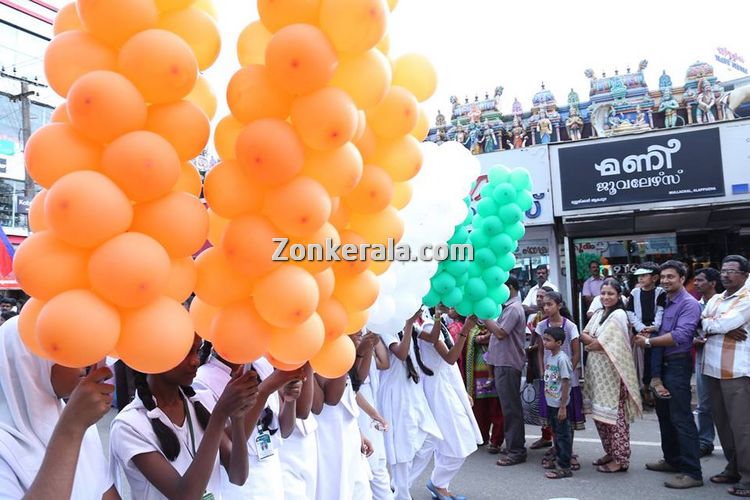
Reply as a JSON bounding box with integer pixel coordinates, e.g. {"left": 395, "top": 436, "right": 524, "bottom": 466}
{"left": 592, "top": 455, "right": 613, "bottom": 466}
{"left": 545, "top": 468, "right": 572, "bottom": 479}
{"left": 597, "top": 463, "right": 628, "bottom": 473}
{"left": 729, "top": 486, "right": 750, "bottom": 497}
{"left": 571, "top": 456, "right": 581, "bottom": 471}
{"left": 542, "top": 459, "right": 557, "bottom": 470}
{"left": 649, "top": 380, "right": 672, "bottom": 400}
{"left": 497, "top": 456, "right": 526, "bottom": 466}
{"left": 712, "top": 472, "right": 742, "bottom": 484}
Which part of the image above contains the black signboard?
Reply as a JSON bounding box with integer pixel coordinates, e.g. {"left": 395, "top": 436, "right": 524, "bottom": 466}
{"left": 558, "top": 127, "right": 724, "bottom": 211}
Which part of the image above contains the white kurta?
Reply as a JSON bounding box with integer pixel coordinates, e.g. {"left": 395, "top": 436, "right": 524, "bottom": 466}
{"left": 194, "top": 356, "right": 284, "bottom": 500}
{"left": 315, "top": 378, "right": 372, "bottom": 500}
{"left": 378, "top": 331, "right": 442, "bottom": 465}
{"left": 417, "top": 339, "right": 482, "bottom": 458}
{"left": 279, "top": 416, "right": 318, "bottom": 500}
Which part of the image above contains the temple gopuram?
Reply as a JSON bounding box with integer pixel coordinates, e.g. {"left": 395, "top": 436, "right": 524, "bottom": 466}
{"left": 428, "top": 59, "right": 750, "bottom": 152}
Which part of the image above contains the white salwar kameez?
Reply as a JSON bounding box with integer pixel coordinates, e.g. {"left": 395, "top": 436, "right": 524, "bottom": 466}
{"left": 315, "top": 377, "right": 372, "bottom": 500}
{"left": 194, "top": 356, "right": 284, "bottom": 500}
{"left": 279, "top": 416, "right": 318, "bottom": 500}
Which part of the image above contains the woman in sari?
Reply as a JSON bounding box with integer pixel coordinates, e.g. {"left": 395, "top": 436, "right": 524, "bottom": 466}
{"left": 581, "top": 279, "right": 642, "bottom": 473}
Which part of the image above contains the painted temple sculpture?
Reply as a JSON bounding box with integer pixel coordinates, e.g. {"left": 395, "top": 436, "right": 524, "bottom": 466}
{"left": 428, "top": 59, "right": 750, "bottom": 152}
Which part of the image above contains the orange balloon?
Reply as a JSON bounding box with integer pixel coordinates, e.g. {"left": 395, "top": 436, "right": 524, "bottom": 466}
{"left": 235, "top": 119, "right": 304, "bottom": 187}
{"left": 302, "top": 143, "right": 363, "bottom": 197}
{"left": 353, "top": 124, "right": 377, "bottom": 163}
{"left": 330, "top": 229, "right": 368, "bottom": 276}
{"left": 291, "top": 87, "right": 358, "bottom": 151}
{"left": 186, "top": 76, "right": 217, "bottom": 120}
{"left": 263, "top": 177, "right": 331, "bottom": 237}
{"left": 158, "top": 7, "right": 221, "bottom": 71}
{"left": 210, "top": 300, "right": 274, "bottom": 364}
{"left": 368, "top": 258, "right": 391, "bottom": 275}
{"left": 117, "top": 297, "right": 195, "bottom": 373}
{"left": 174, "top": 161, "right": 202, "bottom": 196}
{"left": 352, "top": 110, "right": 367, "bottom": 142}
{"left": 155, "top": 0, "right": 195, "bottom": 12}
{"left": 410, "top": 107, "right": 430, "bottom": 141}
{"left": 36, "top": 289, "right": 120, "bottom": 368}
{"left": 118, "top": 29, "right": 198, "bottom": 104}
{"left": 146, "top": 101, "right": 210, "bottom": 161}
{"left": 391, "top": 181, "right": 412, "bottom": 209}
{"left": 193, "top": 0, "right": 217, "bottom": 18}
{"left": 67, "top": 70, "right": 147, "bottom": 144}
{"left": 101, "top": 131, "right": 181, "bottom": 202}
{"left": 44, "top": 30, "right": 117, "bottom": 98}
{"left": 343, "top": 164, "right": 393, "bottom": 213}
{"left": 258, "top": 0, "right": 320, "bottom": 32}
{"left": 189, "top": 296, "right": 220, "bottom": 340}
{"left": 333, "top": 270, "right": 379, "bottom": 311}
{"left": 282, "top": 222, "right": 339, "bottom": 274}
{"left": 28, "top": 190, "right": 48, "bottom": 232}
{"left": 227, "top": 65, "right": 293, "bottom": 124}
{"left": 265, "top": 24, "right": 337, "bottom": 96}
{"left": 130, "top": 192, "right": 209, "bottom": 258}
{"left": 221, "top": 214, "right": 282, "bottom": 279}
{"left": 348, "top": 205, "right": 403, "bottom": 247}
{"left": 319, "top": 0, "right": 388, "bottom": 54}
{"left": 194, "top": 247, "right": 254, "bottom": 306}
{"left": 375, "top": 32, "right": 390, "bottom": 55}
{"left": 24, "top": 123, "right": 100, "bottom": 189}
{"left": 88, "top": 232, "right": 171, "bottom": 308}
{"left": 204, "top": 160, "right": 265, "bottom": 218}
{"left": 50, "top": 103, "right": 69, "bottom": 123}
{"left": 314, "top": 268, "right": 335, "bottom": 301}
{"left": 317, "top": 297, "right": 348, "bottom": 340}
{"left": 330, "top": 49, "right": 391, "bottom": 110}
{"left": 236, "top": 21, "right": 272, "bottom": 67}
{"left": 266, "top": 354, "right": 305, "bottom": 370}
{"left": 77, "top": 0, "right": 158, "bottom": 48}
{"left": 165, "top": 256, "right": 197, "bottom": 302}
{"left": 45, "top": 171, "right": 133, "bottom": 248}
{"left": 367, "top": 86, "right": 418, "bottom": 139}
{"left": 18, "top": 299, "right": 47, "bottom": 358}
{"left": 372, "top": 134, "right": 423, "bottom": 181}
{"left": 54, "top": 3, "right": 82, "bottom": 35}
{"left": 392, "top": 53, "right": 437, "bottom": 103}
{"left": 344, "top": 307, "right": 369, "bottom": 334}
{"left": 13, "top": 231, "right": 89, "bottom": 300}
{"left": 253, "top": 266, "right": 319, "bottom": 327}
{"left": 214, "top": 115, "right": 243, "bottom": 160}
{"left": 207, "top": 208, "right": 229, "bottom": 247}
{"left": 268, "top": 312, "right": 325, "bottom": 364}
{"left": 310, "top": 334, "right": 355, "bottom": 378}
{"left": 329, "top": 197, "right": 351, "bottom": 229}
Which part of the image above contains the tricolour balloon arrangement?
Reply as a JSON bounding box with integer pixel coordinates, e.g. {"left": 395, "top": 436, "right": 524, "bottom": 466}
{"left": 423, "top": 165, "right": 533, "bottom": 319}
{"left": 189, "top": 0, "right": 437, "bottom": 378}
{"left": 367, "top": 142, "right": 479, "bottom": 335}
{"left": 14, "top": 0, "right": 221, "bottom": 372}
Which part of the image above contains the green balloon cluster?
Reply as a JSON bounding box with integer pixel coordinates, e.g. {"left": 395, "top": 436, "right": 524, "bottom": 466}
{"left": 423, "top": 165, "right": 533, "bottom": 320}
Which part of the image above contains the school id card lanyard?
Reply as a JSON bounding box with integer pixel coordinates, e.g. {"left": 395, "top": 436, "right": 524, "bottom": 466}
{"left": 182, "top": 398, "right": 215, "bottom": 500}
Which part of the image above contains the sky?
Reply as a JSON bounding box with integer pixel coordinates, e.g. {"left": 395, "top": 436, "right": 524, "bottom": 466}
{"left": 209, "top": 0, "right": 750, "bottom": 128}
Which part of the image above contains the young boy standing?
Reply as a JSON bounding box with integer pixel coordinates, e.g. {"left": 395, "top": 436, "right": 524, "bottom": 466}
{"left": 542, "top": 327, "right": 573, "bottom": 479}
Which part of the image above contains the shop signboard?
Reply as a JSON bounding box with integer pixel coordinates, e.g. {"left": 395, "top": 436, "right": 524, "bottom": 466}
{"left": 552, "top": 127, "right": 724, "bottom": 214}
{"left": 470, "top": 146, "right": 554, "bottom": 226}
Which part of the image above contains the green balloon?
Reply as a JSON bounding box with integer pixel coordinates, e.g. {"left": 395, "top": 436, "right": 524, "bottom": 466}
{"left": 509, "top": 168, "right": 532, "bottom": 191}
{"left": 480, "top": 215, "right": 503, "bottom": 237}
{"left": 474, "top": 297, "right": 500, "bottom": 320}
{"left": 488, "top": 165, "right": 511, "bottom": 184}
{"left": 467, "top": 262, "right": 483, "bottom": 278}
{"left": 498, "top": 204, "right": 523, "bottom": 225}
{"left": 471, "top": 214, "right": 484, "bottom": 231}
{"left": 448, "top": 226, "right": 469, "bottom": 245}
{"left": 489, "top": 233, "right": 514, "bottom": 255}
{"left": 515, "top": 190, "right": 533, "bottom": 212}
{"left": 492, "top": 182, "right": 517, "bottom": 205}
{"left": 456, "top": 298, "right": 474, "bottom": 317}
{"left": 512, "top": 240, "right": 519, "bottom": 252}
{"left": 431, "top": 271, "right": 456, "bottom": 295}
{"left": 481, "top": 266, "right": 504, "bottom": 287}
{"left": 475, "top": 248, "right": 497, "bottom": 268}
{"left": 505, "top": 221, "right": 526, "bottom": 241}
{"left": 454, "top": 273, "right": 469, "bottom": 287}
{"left": 469, "top": 229, "right": 489, "bottom": 248}
{"left": 477, "top": 197, "right": 499, "bottom": 217}
{"left": 488, "top": 284, "right": 510, "bottom": 305}
{"left": 445, "top": 259, "right": 469, "bottom": 277}
{"left": 463, "top": 209, "right": 473, "bottom": 225}
{"left": 465, "top": 277, "right": 488, "bottom": 302}
{"left": 497, "top": 252, "right": 516, "bottom": 271}
{"left": 423, "top": 288, "right": 441, "bottom": 307}
{"left": 480, "top": 184, "right": 494, "bottom": 199}
{"left": 441, "top": 287, "right": 463, "bottom": 308}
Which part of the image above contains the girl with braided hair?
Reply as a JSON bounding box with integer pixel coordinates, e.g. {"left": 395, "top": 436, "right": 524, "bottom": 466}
{"left": 109, "top": 335, "right": 258, "bottom": 499}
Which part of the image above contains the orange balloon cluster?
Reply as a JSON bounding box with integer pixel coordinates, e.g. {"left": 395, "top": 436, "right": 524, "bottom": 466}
{"left": 15, "top": 0, "right": 221, "bottom": 373}
{"left": 196, "top": 0, "right": 435, "bottom": 378}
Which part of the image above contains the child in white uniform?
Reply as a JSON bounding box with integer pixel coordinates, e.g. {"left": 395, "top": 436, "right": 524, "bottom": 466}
{"left": 378, "top": 312, "right": 442, "bottom": 500}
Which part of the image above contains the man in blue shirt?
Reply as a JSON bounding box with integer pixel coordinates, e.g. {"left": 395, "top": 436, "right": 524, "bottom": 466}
{"left": 635, "top": 260, "right": 703, "bottom": 489}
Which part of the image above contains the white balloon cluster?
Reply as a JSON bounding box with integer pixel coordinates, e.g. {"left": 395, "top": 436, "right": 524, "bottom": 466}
{"left": 366, "top": 141, "right": 480, "bottom": 334}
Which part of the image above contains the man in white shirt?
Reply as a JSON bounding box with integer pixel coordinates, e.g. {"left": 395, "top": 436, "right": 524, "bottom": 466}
{"left": 522, "top": 265, "right": 557, "bottom": 315}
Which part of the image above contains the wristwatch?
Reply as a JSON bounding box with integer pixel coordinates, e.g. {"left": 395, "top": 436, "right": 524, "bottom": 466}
{"left": 644, "top": 337, "right": 652, "bottom": 348}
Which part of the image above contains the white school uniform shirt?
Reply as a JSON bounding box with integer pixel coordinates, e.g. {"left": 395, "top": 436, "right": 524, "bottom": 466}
{"left": 194, "top": 356, "right": 284, "bottom": 500}
{"left": 109, "top": 389, "right": 222, "bottom": 500}
{"left": 315, "top": 377, "right": 372, "bottom": 500}
{"left": 0, "top": 318, "right": 113, "bottom": 499}
{"left": 377, "top": 330, "right": 442, "bottom": 466}
{"left": 279, "top": 415, "right": 318, "bottom": 500}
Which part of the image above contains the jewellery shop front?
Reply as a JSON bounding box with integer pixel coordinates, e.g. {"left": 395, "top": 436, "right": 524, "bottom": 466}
{"left": 550, "top": 118, "right": 750, "bottom": 322}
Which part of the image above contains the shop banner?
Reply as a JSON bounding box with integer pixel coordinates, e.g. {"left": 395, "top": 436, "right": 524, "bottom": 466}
{"left": 555, "top": 127, "right": 724, "bottom": 212}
